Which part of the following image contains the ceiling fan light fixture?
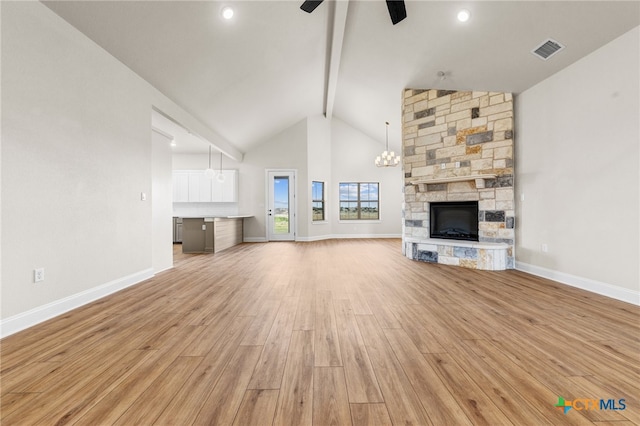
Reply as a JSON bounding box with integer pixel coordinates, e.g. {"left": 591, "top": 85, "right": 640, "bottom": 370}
{"left": 386, "top": 0, "right": 407, "bottom": 25}
{"left": 457, "top": 9, "right": 470, "bottom": 22}
{"left": 302, "top": 0, "right": 406, "bottom": 25}
{"left": 300, "top": 0, "right": 324, "bottom": 13}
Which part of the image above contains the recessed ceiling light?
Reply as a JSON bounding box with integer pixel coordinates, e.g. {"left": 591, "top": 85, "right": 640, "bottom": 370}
{"left": 221, "top": 6, "right": 234, "bottom": 20}
{"left": 457, "top": 9, "right": 470, "bottom": 22}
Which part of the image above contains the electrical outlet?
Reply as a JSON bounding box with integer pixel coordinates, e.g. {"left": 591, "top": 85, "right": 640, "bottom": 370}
{"left": 455, "top": 161, "right": 460, "bottom": 168}
{"left": 34, "top": 268, "right": 45, "bottom": 283}
{"left": 440, "top": 163, "right": 446, "bottom": 170}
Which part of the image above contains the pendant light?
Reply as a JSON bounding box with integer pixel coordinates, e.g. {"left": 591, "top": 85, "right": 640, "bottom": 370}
{"left": 205, "top": 145, "right": 215, "bottom": 179}
{"left": 216, "top": 152, "right": 226, "bottom": 182}
{"left": 375, "top": 121, "right": 400, "bottom": 167}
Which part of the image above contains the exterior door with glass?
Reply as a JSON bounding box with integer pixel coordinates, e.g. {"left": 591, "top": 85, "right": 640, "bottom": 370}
{"left": 267, "top": 170, "right": 296, "bottom": 241}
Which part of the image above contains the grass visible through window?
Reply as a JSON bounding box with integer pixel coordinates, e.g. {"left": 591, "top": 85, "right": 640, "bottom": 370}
{"left": 339, "top": 182, "right": 379, "bottom": 220}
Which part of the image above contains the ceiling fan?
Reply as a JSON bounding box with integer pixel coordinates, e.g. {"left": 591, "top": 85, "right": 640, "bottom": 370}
{"left": 300, "top": 0, "right": 407, "bottom": 25}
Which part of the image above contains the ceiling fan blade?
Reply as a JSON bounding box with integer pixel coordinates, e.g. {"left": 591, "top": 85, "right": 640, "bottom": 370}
{"left": 300, "top": 0, "right": 324, "bottom": 13}
{"left": 386, "top": 0, "right": 407, "bottom": 25}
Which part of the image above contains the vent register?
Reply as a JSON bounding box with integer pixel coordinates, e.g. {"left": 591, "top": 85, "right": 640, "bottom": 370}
{"left": 531, "top": 38, "right": 565, "bottom": 60}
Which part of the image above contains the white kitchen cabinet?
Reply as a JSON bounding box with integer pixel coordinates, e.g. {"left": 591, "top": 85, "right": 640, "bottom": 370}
{"left": 212, "top": 170, "right": 238, "bottom": 202}
{"left": 187, "top": 172, "right": 201, "bottom": 202}
{"left": 190, "top": 171, "right": 213, "bottom": 202}
{"left": 173, "top": 170, "right": 238, "bottom": 203}
{"left": 172, "top": 171, "right": 189, "bottom": 202}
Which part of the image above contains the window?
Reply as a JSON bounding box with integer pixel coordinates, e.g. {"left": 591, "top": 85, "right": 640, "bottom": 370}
{"left": 339, "top": 182, "right": 379, "bottom": 220}
{"left": 312, "top": 181, "right": 325, "bottom": 221}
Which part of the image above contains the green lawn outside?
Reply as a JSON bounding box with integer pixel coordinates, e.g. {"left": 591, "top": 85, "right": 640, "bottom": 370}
{"left": 274, "top": 214, "right": 289, "bottom": 233}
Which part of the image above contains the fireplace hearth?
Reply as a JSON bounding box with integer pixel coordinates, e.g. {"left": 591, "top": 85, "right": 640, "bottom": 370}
{"left": 430, "top": 201, "right": 479, "bottom": 242}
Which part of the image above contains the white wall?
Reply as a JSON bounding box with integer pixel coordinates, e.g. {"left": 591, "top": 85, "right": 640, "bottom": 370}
{"left": 0, "top": 2, "right": 207, "bottom": 335}
{"left": 306, "top": 115, "right": 332, "bottom": 240}
{"left": 331, "top": 118, "right": 403, "bottom": 238}
{"left": 238, "top": 119, "right": 309, "bottom": 241}
{"left": 515, "top": 26, "right": 639, "bottom": 303}
{"left": 151, "top": 130, "right": 174, "bottom": 273}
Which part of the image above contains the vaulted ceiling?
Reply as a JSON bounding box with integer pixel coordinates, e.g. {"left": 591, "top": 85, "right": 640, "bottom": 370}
{"left": 44, "top": 1, "right": 640, "bottom": 155}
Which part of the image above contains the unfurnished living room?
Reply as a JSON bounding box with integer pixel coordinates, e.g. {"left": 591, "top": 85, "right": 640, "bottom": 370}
{"left": 1, "top": 1, "right": 639, "bottom": 425}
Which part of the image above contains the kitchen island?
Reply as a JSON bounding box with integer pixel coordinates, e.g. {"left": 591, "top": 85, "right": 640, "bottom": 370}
{"left": 180, "top": 215, "right": 252, "bottom": 254}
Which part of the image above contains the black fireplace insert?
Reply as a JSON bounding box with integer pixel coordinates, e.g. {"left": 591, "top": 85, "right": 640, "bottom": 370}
{"left": 430, "top": 201, "right": 479, "bottom": 241}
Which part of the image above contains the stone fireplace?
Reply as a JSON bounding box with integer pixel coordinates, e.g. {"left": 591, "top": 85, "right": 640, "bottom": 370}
{"left": 402, "top": 89, "right": 515, "bottom": 270}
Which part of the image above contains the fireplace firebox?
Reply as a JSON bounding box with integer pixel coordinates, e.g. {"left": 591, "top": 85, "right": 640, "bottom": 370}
{"left": 430, "top": 201, "right": 479, "bottom": 242}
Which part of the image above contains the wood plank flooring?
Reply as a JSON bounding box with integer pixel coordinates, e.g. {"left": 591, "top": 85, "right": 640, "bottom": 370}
{"left": 1, "top": 239, "right": 639, "bottom": 425}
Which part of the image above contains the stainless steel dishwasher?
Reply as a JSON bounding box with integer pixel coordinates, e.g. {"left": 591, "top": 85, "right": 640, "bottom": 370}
{"left": 173, "top": 217, "right": 183, "bottom": 243}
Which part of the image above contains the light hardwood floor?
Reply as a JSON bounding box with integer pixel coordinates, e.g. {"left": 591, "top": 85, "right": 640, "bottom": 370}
{"left": 1, "top": 239, "right": 638, "bottom": 425}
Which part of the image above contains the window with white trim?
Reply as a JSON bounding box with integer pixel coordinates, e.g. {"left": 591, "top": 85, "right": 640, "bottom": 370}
{"left": 339, "top": 182, "right": 379, "bottom": 220}
{"left": 312, "top": 181, "right": 325, "bottom": 221}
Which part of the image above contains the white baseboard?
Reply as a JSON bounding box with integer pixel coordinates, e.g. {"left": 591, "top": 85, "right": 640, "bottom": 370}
{"left": 515, "top": 261, "right": 639, "bottom": 306}
{"left": 0, "top": 268, "right": 154, "bottom": 339}
{"left": 244, "top": 235, "right": 401, "bottom": 243}
{"left": 297, "top": 234, "right": 402, "bottom": 242}
{"left": 295, "top": 235, "right": 330, "bottom": 242}
{"left": 153, "top": 265, "right": 174, "bottom": 275}
{"left": 330, "top": 233, "right": 401, "bottom": 240}
{"left": 244, "top": 237, "right": 268, "bottom": 243}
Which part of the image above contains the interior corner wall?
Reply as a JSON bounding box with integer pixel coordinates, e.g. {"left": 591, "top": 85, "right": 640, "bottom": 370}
{"left": 306, "top": 115, "right": 332, "bottom": 239}
{"left": 173, "top": 116, "right": 402, "bottom": 242}
{"left": 240, "top": 119, "right": 309, "bottom": 241}
{"left": 0, "top": 2, "right": 204, "bottom": 334}
{"left": 515, "top": 26, "right": 639, "bottom": 302}
{"left": 171, "top": 119, "right": 309, "bottom": 242}
{"left": 152, "top": 131, "right": 174, "bottom": 273}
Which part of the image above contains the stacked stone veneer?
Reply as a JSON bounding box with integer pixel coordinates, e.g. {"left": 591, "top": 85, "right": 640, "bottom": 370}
{"left": 402, "top": 89, "right": 515, "bottom": 270}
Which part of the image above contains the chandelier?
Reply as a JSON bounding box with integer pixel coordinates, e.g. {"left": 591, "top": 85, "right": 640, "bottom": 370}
{"left": 375, "top": 121, "right": 400, "bottom": 167}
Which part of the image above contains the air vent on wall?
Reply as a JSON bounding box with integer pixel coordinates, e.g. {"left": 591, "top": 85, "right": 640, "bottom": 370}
{"left": 531, "top": 38, "right": 565, "bottom": 60}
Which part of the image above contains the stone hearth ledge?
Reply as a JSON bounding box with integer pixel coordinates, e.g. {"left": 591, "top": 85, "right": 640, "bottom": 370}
{"left": 404, "top": 237, "right": 509, "bottom": 271}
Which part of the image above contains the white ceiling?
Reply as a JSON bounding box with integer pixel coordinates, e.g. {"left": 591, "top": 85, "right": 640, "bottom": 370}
{"left": 44, "top": 1, "right": 640, "bottom": 155}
